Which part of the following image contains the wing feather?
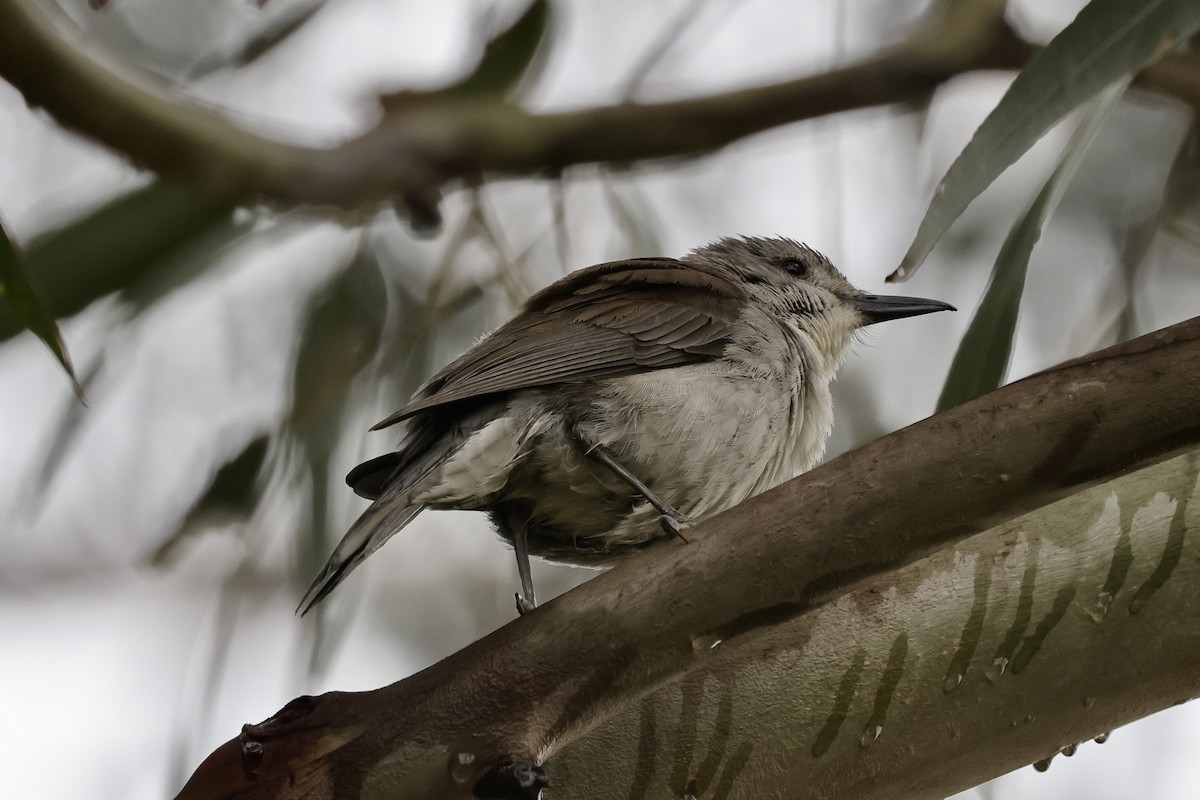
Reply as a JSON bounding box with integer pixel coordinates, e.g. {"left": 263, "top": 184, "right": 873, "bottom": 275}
{"left": 371, "top": 258, "right": 743, "bottom": 429}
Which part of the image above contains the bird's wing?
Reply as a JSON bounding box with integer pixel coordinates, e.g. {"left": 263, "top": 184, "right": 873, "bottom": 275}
{"left": 370, "top": 258, "right": 743, "bottom": 429}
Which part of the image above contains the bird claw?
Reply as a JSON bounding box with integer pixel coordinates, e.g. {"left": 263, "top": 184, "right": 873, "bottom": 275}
{"left": 660, "top": 514, "right": 693, "bottom": 543}
{"left": 515, "top": 592, "right": 537, "bottom": 616}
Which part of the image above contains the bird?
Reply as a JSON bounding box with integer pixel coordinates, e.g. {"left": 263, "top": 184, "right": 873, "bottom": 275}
{"left": 298, "top": 235, "right": 954, "bottom": 615}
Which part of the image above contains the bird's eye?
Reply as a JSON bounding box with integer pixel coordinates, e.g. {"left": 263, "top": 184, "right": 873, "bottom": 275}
{"left": 780, "top": 258, "right": 808, "bottom": 276}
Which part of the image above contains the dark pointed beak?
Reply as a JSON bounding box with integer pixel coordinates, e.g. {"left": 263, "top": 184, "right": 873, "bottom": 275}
{"left": 851, "top": 294, "right": 956, "bottom": 325}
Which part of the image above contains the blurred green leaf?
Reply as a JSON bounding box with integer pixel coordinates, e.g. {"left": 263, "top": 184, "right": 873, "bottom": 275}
{"left": 937, "top": 80, "right": 1128, "bottom": 412}
{"left": 288, "top": 248, "right": 388, "bottom": 438}
{"left": 1071, "top": 122, "right": 1193, "bottom": 354}
{"left": 119, "top": 213, "right": 260, "bottom": 312}
{"left": 300, "top": 263, "right": 435, "bottom": 671}
{"left": 0, "top": 212, "right": 79, "bottom": 388}
{"left": 22, "top": 214, "right": 262, "bottom": 510}
{"left": 0, "top": 182, "right": 234, "bottom": 342}
{"left": 186, "top": 1, "right": 326, "bottom": 78}
{"left": 21, "top": 350, "right": 106, "bottom": 510}
{"left": 1163, "top": 121, "right": 1200, "bottom": 244}
{"left": 287, "top": 240, "right": 390, "bottom": 581}
{"left": 449, "top": 0, "right": 551, "bottom": 98}
{"left": 1111, "top": 201, "right": 1160, "bottom": 344}
{"left": 149, "top": 433, "right": 271, "bottom": 565}
{"left": 382, "top": 2, "right": 550, "bottom": 235}
{"left": 383, "top": 0, "right": 550, "bottom": 106}
{"left": 896, "top": 0, "right": 1200, "bottom": 280}
{"left": 189, "top": 434, "right": 271, "bottom": 519}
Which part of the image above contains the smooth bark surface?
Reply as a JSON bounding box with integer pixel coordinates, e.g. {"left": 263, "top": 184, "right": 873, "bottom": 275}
{"left": 553, "top": 448, "right": 1200, "bottom": 799}
{"left": 174, "top": 317, "right": 1200, "bottom": 800}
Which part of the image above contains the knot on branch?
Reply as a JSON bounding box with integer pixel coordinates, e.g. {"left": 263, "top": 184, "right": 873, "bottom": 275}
{"left": 237, "top": 696, "right": 319, "bottom": 780}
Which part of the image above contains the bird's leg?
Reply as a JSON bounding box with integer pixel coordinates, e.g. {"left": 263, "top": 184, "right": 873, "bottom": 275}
{"left": 512, "top": 521, "right": 537, "bottom": 616}
{"left": 579, "top": 440, "right": 692, "bottom": 542}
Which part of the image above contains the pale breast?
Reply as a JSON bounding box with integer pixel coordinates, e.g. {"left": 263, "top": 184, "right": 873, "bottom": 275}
{"left": 498, "top": 360, "right": 815, "bottom": 560}
{"left": 583, "top": 364, "right": 800, "bottom": 510}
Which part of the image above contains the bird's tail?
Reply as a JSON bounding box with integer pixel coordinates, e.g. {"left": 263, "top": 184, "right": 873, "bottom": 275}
{"left": 297, "top": 492, "right": 425, "bottom": 616}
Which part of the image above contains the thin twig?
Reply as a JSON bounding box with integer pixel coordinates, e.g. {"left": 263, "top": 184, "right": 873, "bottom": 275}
{"left": 469, "top": 192, "right": 532, "bottom": 307}
{"left": 425, "top": 189, "right": 487, "bottom": 310}
{"left": 549, "top": 176, "right": 571, "bottom": 273}
{"left": 619, "top": 0, "right": 720, "bottom": 100}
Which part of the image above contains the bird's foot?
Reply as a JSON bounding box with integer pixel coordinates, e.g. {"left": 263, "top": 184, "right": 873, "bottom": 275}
{"left": 515, "top": 592, "right": 537, "bottom": 616}
{"left": 660, "top": 513, "right": 693, "bottom": 543}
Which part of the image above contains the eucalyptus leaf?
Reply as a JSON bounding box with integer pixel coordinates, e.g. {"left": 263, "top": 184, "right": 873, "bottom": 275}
{"left": 21, "top": 213, "right": 262, "bottom": 511}
{"left": 288, "top": 247, "right": 388, "bottom": 438}
{"left": 448, "top": 0, "right": 551, "bottom": 98}
{"left": 287, "top": 240, "right": 390, "bottom": 587}
{"left": 149, "top": 433, "right": 272, "bottom": 565}
{"left": 21, "top": 350, "right": 107, "bottom": 510}
{"left": 384, "top": 1, "right": 551, "bottom": 235}
{"left": 0, "top": 211, "right": 78, "bottom": 388}
{"left": 300, "top": 273, "right": 434, "bottom": 669}
{"left": 0, "top": 182, "right": 233, "bottom": 342}
{"left": 1069, "top": 119, "right": 1193, "bottom": 354}
{"left": 1163, "top": 122, "right": 1200, "bottom": 243}
{"left": 897, "top": 0, "right": 1200, "bottom": 280}
{"left": 937, "top": 80, "right": 1129, "bottom": 412}
{"left": 185, "top": 0, "right": 326, "bottom": 78}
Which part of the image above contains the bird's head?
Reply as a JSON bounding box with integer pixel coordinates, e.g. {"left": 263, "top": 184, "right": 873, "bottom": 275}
{"left": 686, "top": 235, "right": 954, "bottom": 372}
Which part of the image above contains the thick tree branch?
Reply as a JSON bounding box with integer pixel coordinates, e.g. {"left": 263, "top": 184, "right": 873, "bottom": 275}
{"left": 549, "top": 448, "right": 1200, "bottom": 799}
{"left": 175, "top": 316, "right": 1200, "bottom": 800}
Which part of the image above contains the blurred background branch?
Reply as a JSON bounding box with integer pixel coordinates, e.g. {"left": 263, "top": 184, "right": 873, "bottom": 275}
{"left": 0, "top": 0, "right": 1092, "bottom": 212}
{"left": 2, "top": 0, "right": 1197, "bottom": 220}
